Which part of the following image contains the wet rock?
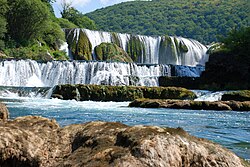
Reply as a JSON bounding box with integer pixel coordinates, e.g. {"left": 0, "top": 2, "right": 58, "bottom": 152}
{"left": 94, "top": 42, "right": 133, "bottom": 63}
{"left": 0, "top": 103, "right": 8, "bottom": 122}
{"left": 51, "top": 85, "right": 196, "bottom": 101}
{"left": 0, "top": 116, "right": 248, "bottom": 167}
{"left": 129, "top": 99, "right": 250, "bottom": 111}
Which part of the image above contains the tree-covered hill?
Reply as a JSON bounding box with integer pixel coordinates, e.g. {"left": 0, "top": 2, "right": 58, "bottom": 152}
{"left": 86, "top": 0, "right": 249, "bottom": 44}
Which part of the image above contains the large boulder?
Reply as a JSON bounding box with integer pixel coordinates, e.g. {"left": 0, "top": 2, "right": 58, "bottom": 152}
{"left": 66, "top": 29, "right": 92, "bottom": 60}
{"left": 0, "top": 116, "right": 248, "bottom": 167}
{"left": 94, "top": 42, "right": 133, "bottom": 63}
{"left": 0, "top": 103, "right": 9, "bottom": 122}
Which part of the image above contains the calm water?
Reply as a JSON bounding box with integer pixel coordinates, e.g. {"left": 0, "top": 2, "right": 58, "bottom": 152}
{"left": 1, "top": 96, "right": 250, "bottom": 160}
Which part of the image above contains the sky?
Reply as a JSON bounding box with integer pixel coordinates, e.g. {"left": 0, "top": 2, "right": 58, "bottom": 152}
{"left": 52, "top": 0, "right": 134, "bottom": 17}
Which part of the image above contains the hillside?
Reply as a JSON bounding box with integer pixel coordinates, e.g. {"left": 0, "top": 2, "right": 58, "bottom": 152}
{"left": 86, "top": 0, "right": 249, "bottom": 44}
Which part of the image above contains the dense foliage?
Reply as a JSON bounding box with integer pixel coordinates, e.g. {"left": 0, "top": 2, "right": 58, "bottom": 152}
{"left": 0, "top": 0, "right": 96, "bottom": 60}
{"left": 61, "top": 4, "right": 96, "bottom": 29}
{"left": 221, "top": 27, "right": 250, "bottom": 59}
{"left": 0, "top": 0, "right": 8, "bottom": 49}
{"left": 86, "top": 0, "right": 249, "bottom": 44}
{"left": 6, "top": 0, "right": 52, "bottom": 46}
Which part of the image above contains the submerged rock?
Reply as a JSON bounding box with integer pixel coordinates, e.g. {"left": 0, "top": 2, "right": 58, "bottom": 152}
{"left": 0, "top": 114, "right": 248, "bottom": 167}
{"left": 129, "top": 99, "right": 250, "bottom": 111}
{"left": 51, "top": 84, "right": 196, "bottom": 101}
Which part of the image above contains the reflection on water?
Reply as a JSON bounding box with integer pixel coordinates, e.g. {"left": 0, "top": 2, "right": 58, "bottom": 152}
{"left": 1, "top": 96, "right": 249, "bottom": 160}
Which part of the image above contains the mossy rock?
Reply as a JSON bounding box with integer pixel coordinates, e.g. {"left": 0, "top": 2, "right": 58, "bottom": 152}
{"left": 94, "top": 42, "right": 133, "bottom": 63}
{"left": 159, "top": 36, "right": 178, "bottom": 64}
{"left": 65, "top": 29, "right": 77, "bottom": 54}
{"left": 126, "top": 36, "right": 145, "bottom": 62}
{"left": 51, "top": 85, "right": 196, "bottom": 102}
{"left": 222, "top": 90, "right": 250, "bottom": 101}
{"left": 111, "top": 32, "right": 122, "bottom": 47}
{"left": 179, "top": 41, "right": 188, "bottom": 52}
{"left": 76, "top": 30, "right": 92, "bottom": 60}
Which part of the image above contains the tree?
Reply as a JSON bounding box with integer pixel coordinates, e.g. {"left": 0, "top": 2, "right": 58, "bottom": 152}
{"left": 41, "top": 0, "right": 56, "bottom": 15}
{"left": 0, "top": 0, "right": 8, "bottom": 49}
{"left": 7, "top": 0, "right": 50, "bottom": 46}
{"left": 222, "top": 26, "right": 250, "bottom": 58}
{"left": 60, "top": 1, "right": 97, "bottom": 30}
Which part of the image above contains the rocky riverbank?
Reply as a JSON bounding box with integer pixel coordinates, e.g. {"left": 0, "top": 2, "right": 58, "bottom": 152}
{"left": 51, "top": 84, "right": 196, "bottom": 101}
{"left": 0, "top": 103, "right": 249, "bottom": 167}
{"left": 129, "top": 99, "right": 250, "bottom": 111}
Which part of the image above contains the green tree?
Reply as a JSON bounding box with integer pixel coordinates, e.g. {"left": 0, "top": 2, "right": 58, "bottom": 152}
{"left": 0, "top": 0, "right": 8, "bottom": 49}
{"left": 7, "top": 0, "right": 50, "bottom": 46}
{"left": 222, "top": 26, "right": 250, "bottom": 58}
{"left": 55, "top": 18, "right": 78, "bottom": 29}
{"left": 61, "top": 2, "right": 97, "bottom": 30}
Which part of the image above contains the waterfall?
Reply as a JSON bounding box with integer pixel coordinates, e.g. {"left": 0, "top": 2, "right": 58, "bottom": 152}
{"left": 193, "top": 90, "right": 226, "bottom": 101}
{"left": 0, "top": 60, "right": 174, "bottom": 87}
{"left": 65, "top": 28, "right": 208, "bottom": 66}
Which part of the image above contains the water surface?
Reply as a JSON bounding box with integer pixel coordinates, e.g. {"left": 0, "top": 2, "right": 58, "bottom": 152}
{"left": 1, "top": 97, "right": 250, "bottom": 160}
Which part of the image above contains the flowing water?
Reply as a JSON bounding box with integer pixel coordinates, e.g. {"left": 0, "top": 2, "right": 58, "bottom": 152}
{"left": 0, "top": 59, "right": 249, "bottom": 161}
{"left": 66, "top": 29, "right": 209, "bottom": 66}
{"left": 1, "top": 94, "right": 249, "bottom": 161}
{"left": 0, "top": 60, "right": 204, "bottom": 87}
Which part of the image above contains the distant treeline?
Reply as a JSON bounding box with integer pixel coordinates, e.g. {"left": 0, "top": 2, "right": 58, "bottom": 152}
{"left": 86, "top": 0, "right": 249, "bottom": 44}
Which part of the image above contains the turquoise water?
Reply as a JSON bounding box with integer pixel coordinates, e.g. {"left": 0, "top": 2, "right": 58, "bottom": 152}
{"left": 1, "top": 96, "right": 250, "bottom": 160}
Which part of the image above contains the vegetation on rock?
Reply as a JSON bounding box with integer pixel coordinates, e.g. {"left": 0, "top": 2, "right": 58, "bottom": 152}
{"left": 51, "top": 84, "right": 196, "bottom": 101}
{"left": 126, "top": 36, "right": 145, "bottom": 62}
{"left": 75, "top": 30, "right": 92, "bottom": 60}
{"left": 94, "top": 42, "right": 133, "bottom": 62}
{"left": 86, "top": 0, "right": 249, "bottom": 44}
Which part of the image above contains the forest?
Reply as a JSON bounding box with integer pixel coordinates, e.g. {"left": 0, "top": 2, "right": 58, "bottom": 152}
{"left": 0, "top": 0, "right": 249, "bottom": 60}
{"left": 0, "top": 0, "right": 96, "bottom": 60}
{"left": 86, "top": 0, "right": 249, "bottom": 44}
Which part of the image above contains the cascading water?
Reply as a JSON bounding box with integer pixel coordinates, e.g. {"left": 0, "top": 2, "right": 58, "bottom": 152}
{"left": 0, "top": 60, "right": 172, "bottom": 87}
{"left": 193, "top": 90, "right": 226, "bottom": 101}
{"left": 65, "top": 28, "right": 209, "bottom": 66}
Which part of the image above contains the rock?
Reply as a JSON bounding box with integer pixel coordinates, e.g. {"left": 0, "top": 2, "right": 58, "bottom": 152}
{"left": 51, "top": 84, "right": 196, "bottom": 101}
{"left": 222, "top": 90, "right": 250, "bottom": 101}
{"left": 94, "top": 42, "right": 133, "bottom": 63}
{"left": 0, "top": 103, "right": 9, "bottom": 122}
{"left": 126, "top": 36, "right": 145, "bottom": 62}
{"left": 200, "top": 52, "right": 250, "bottom": 90}
{"left": 129, "top": 99, "right": 250, "bottom": 111}
{"left": 66, "top": 29, "right": 92, "bottom": 60}
{"left": 223, "top": 101, "right": 250, "bottom": 111}
{"left": 0, "top": 116, "right": 248, "bottom": 167}
{"left": 159, "top": 76, "right": 200, "bottom": 89}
